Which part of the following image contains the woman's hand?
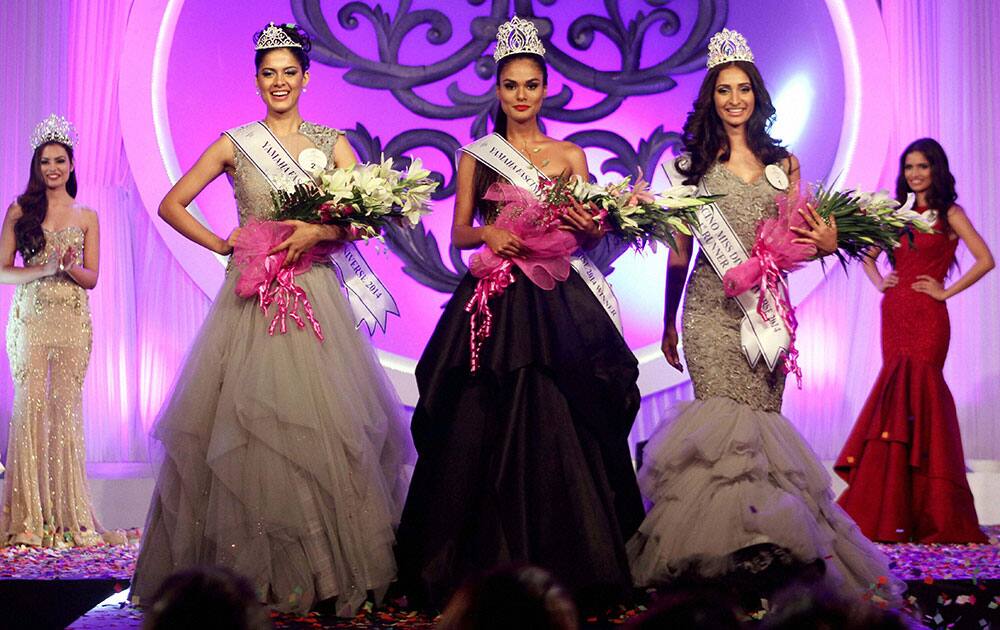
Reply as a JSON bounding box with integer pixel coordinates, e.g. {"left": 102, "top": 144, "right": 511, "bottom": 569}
{"left": 216, "top": 227, "right": 242, "bottom": 255}
{"left": 912, "top": 274, "right": 948, "bottom": 301}
{"left": 559, "top": 198, "right": 603, "bottom": 240}
{"left": 41, "top": 252, "right": 60, "bottom": 277}
{"left": 791, "top": 204, "right": 838, "bottom": 256}
{"left": 482, "top": 225, "right": 524, "bottom": 258}
{"left": 878, "top": 271, "right": 899, "bottom": 293}
{"left": 59, "top": 247, "right": 76, "bottom": 272}
{"left": 661, "top": 323, "right": 683, "bottom": 372}
{"left": 269, "top": 220, "right": 325, "bottom": 266}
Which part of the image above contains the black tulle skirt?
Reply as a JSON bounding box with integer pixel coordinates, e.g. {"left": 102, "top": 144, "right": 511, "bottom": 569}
{"left": 395, "top": 269, "right": 644, "bottom": 608}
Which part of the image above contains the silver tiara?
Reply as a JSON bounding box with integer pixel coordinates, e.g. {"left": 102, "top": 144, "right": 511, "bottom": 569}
{"left": 706, "top": 28, "right": 754, "bottom": 69}
{"left": 493, "top": 16, "right": 546, "bottom": 62}
{"left": 255, "top": 22, "right": 302, "bottom": 51}
{"left": 30, "top": 114, "right": 78, "bottom": 151}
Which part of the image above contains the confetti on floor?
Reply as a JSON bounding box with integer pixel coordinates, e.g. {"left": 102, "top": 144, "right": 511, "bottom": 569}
{"left": 9, "top": 525, "right": 1000, "bottom": 628}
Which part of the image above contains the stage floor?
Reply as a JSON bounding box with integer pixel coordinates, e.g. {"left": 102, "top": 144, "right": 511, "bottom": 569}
{"left": 2, "top": 526, "right": 995, "bottom": 629}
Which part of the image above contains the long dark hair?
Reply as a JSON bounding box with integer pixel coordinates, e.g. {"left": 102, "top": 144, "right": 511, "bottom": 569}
{"left": 471, "top": 53, "right": 548, "bottom": 221}
{"left": 15, "top": 141, "right": 77, "bottom": 261}
{"left": 896, "top": 137, "right": 957, "bottom": 220}
{"left": 675, "top": 60, "right": 789, "bottom": 185}
{"left": 253, "top": 23, "right": 312, "bottom": 72}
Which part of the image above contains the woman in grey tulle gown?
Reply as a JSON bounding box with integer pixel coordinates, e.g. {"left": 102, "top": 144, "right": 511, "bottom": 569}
{"left": 131, "top": 23, "right": 412, "bottom": 616}
{"left": 627, "top": 29, "right": 904, "bottom": 605}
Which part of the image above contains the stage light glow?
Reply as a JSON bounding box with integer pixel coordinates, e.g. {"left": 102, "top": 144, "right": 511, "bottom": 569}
{"left": 772, "top": 73, "right": 815, "bottom": 149}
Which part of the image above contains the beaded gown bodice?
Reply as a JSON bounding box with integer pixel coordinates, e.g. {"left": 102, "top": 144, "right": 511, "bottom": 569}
{"left": 681, "top": 161, "right": 789, "bottom": 412}
{"left": 228, "top": 121, "right": 342, "bottom": 225}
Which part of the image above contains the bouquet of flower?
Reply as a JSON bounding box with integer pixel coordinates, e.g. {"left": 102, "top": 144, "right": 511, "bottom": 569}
{"left": 810, "top": 187, "right": 931, "bottom": 266}
{"left": 543, "top": 175, "right": 716, "bottom": 252}
{"left": 721, "top": 187, "right": 933, "bottom": 385}
{"left": 464, "top": 176, "right": 713, "bottom": 371}
{"left": 269, "top": 157, "right": 437, "bottom": 238}
{"left": 235, "top": 157, "right": 438, "bottom": 340}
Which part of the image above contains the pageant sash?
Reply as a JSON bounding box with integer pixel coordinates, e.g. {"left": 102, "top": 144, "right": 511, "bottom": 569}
{"left": 225, "top": 122, "right": 398, "bottom": 334}
{"left": 459, "top": 133, "right": 623, "bottom": 334}
{"left": 662, "top": 156, "right": 789, "bottom": 371}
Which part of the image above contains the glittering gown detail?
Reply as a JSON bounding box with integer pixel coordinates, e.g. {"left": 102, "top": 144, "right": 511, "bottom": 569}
{"left": 836, "top": 213, "right": 986, "bottom": 543}
{"left": 628, "top": 163, "right": 903, "bottom": 602}
{"left": 1, "top": 226, "right": 106, "bottom": 547}
{"left": 132, "top": 122, "right": 413, "bottom": 615}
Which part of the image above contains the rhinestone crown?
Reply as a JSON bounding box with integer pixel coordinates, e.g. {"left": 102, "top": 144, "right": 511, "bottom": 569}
{"left": 255, "top": 22, "right": 302, "bottom": 51}
{"left": 30, "top": 114, "right": 78, "bottom": 151}
{"left": 706, "top": 28, "right": 754, "bottom": 69}
{"left": 493, "top": 15, "right": 546, "bottom": 62}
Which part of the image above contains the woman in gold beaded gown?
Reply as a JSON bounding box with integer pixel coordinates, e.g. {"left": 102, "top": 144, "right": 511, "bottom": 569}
{"left": 130, "top": 24, "right": 411, "bottom": 616}
{"left": 627, "top": 30, "right": 904, "bottom": 605}
{"left": 0, "top": 115, "right": 118, "bottom": 547}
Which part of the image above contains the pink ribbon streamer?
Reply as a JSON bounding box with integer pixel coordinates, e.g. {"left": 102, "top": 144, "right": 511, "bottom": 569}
{"left": 463, "top": 183, "right": 579, "bottom": 372}
{"left": 721, "top": 195, "right": 817, "bottom": 386}
{"left": 233, "top": 221, "right": 335, "bottom": 341}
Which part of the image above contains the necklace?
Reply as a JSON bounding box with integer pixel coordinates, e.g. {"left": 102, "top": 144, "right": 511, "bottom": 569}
{"left": 520, "top": 140, "right": 550, "bottom": 169}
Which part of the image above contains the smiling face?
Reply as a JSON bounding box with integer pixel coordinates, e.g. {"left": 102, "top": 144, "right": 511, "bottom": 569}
{"left": 496, "top": 57, "right": 547, "bottom": 125}
{"left": 37, "top": 143, "right": 73, "bottom": 191}
{"left": 903, "top": 150, "right": 932, "bottom": 195}
{"left": 255, "top": 48, "right": 309, "bottom": 114}
{"left": 713, "top": 65, "right": 755, "bottom": 128}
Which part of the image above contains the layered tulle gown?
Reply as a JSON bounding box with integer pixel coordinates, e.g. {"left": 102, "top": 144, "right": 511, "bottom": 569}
{"left": 131, "top": 123, "right": 413, "bottom": 615}
{"left": 836, "top": 211, "right": 986, "bottom": 543}
{"left": 395, "top": 259, "right": 645, "bottom": 607}
{"left": 627, "top": 162, "right": 904, "bottom": 603}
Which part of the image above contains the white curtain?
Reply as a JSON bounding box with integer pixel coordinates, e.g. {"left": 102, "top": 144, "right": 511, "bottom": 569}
{"left": 782, "top": 0, "right": 1000, "bottom": 459}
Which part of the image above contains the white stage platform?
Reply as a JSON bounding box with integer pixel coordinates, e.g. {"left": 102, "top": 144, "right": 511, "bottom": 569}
{"left": 2, "top": 460, "right": 998, "bottom": 531}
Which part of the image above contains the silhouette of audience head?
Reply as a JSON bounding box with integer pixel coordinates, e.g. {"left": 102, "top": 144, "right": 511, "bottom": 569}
{"left": 761, "top": 581, "right": 911, "bottom": 630}
{"left": 142, "top": 565, "right": 271, "bottom": 630}
{"left": 625, "top": 584, "right": 742, "bottom": 629}
{"left": 438, "top": 563, "right": 577, "bottom": 630}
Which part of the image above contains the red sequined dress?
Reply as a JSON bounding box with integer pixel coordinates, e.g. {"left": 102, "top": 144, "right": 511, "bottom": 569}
{"left": 836, "top": 211, "right": 986, "bottom": 543}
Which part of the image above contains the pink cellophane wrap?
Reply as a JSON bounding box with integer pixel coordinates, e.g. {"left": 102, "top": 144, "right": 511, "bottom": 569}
{"left": 464, "top": 183, "right": 579, "bottom": 371}
{"left": 233, "top": 221, "right": 337, "bottom": 341}
{"left": 721, "top": 194, "right": 818, "bottom": 386}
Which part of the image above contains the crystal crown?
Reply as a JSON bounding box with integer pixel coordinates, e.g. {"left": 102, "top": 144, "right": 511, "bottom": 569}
{"left": 493, "top": 15, "right": 546, "bottom": 62}
{"left": 255, "top": 22, "right": 302, "bottom": 51}
{"left": 30, "top": 114, "right": 78, "bottom": 151}
{"left": 706, "top": 28, "right": 754, "bottom": 69}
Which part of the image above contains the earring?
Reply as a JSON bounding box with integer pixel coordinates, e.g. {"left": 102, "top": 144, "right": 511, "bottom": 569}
{"left": 303, "top": 87, "right": 308, "bottom": 93}
{"left": 255, "top": 89, "right": 260, "bottom": 96}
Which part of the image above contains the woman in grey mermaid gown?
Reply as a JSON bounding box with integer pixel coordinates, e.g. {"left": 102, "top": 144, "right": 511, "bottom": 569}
{"left": 131, "top": 25, "right": 411, "bottom": 615}
{"left": 628, "top": 30, "right": 904, "bottom": 604}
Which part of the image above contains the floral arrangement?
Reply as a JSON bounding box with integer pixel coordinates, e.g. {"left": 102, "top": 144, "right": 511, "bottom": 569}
{"left": 269, "top": 157, "right": 437, "bottom": 238}
{"left": 544, "top": 175, "right": 715, "bottom": 252}
{"left": 722, "top": 187, "right": 933, "bottom": 384}
{"left": 234, "top": 156, "right": 438, "bottom": 340}
{"left": 464, "top": 176, "right": 713, "bottom": 371}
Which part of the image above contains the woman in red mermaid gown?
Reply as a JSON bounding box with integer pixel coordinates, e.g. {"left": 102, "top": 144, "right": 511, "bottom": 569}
{"left": 836, "top": 138, "right": 994, "bottom": 543}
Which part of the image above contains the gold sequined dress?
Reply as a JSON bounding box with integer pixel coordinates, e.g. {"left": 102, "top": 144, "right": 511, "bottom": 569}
{"left": 628, "top": 162, "right": 903, "bottom": 602}
{"left": 1, "top": 226, "right": 105, "bottom": 547}
{"left": 131, "top": 122, "right": 413, "bottom": 615}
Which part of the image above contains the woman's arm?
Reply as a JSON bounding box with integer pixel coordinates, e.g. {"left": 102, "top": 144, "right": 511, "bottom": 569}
{"left": 270, "top": 135, "right": 363, "bottom": 265}
{"left": 559, "top": 145, "right": 602, "bottom": 247}
{"left": 662, "top": 233, "right": 694, "bottom": 371}
{"left": 158, "top": 136, "right": 236, "bottom": 255}
{"left": 913, "top": 205, "right": 994, "bottom": 300}
{"left": 861, "top": 247, "right": 898, "bottom": 292}
{"left": 451, "top": 153, "right": 524, "bottom": 256}
{"left": 64, "top": 208, "right": 99, "bottom": 289}
{"left": 786, "top": 154, "right": 838, "bottom": 256}
{"left": 0, "top": 203, "right": 58, "bottom": 284}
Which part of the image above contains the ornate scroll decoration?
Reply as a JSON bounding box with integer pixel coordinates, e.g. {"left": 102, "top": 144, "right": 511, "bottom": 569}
{"left": 294, "top": 0, "right": 728, "bottom": 292}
